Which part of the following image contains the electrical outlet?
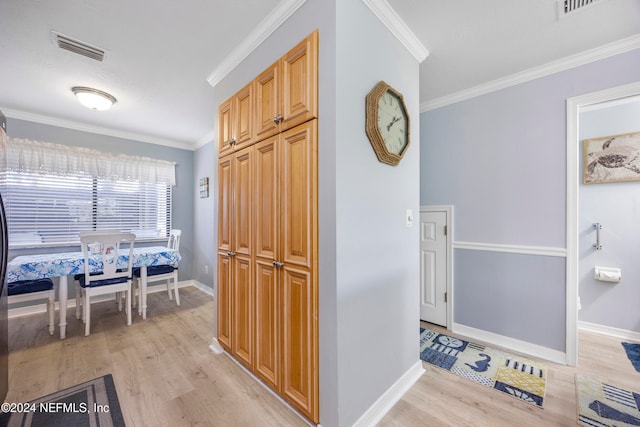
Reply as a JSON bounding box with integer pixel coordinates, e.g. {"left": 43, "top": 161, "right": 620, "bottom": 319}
{"left": 204, "top": 264, "right": 209, "bottom": 274}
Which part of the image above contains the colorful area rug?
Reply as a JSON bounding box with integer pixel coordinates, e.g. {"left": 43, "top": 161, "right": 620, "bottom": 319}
{"left": 577, "top": 375, "right": 640, "bottom": 426}
{"left": 622, "top": 342, "right": 640, "bottom": 373}
{"left": 0, "top": 374, "right": 125, "bottom": 427}
{"left": 420, "top": 327, "right": 547, "bottom": 407}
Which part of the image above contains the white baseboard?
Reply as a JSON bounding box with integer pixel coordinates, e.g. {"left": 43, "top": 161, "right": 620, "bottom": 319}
{"left": 7, "top": 280, "right": 212, "bottom": 319}
{"left": 187, "top": 280, "right": 215, "bottom": 297}
{"left": 452, "top": 323, "right": 567, "bottom": 365}
{"left": 209, "top": 337, "right": 224, "bottom": 354}
{"left": 352, "top": 360, "right": 425, "bottom": 427}
{"left": 579, "top": 321, "right": 640, "bottom": 342}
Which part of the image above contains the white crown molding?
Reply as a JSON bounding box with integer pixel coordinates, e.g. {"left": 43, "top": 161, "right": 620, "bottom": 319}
{"left": 206, "top": 0, "right": 308, "bottom": 88}
{"left": 361, "top": 0, "right": 429, "bottom": 63}
{"left": 454, "top": 241, "right": 567, "bottom": 258}
{"left": 195, "top": 129, "right": 216, "bottom": 150}
{"left": 2, "top": 107, "right": 196, "bottom": 151}
{"left": 421, "top": 34, "right": 640, "bottom": 112}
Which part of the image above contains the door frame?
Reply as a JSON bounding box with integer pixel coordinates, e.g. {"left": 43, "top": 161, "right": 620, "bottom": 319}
{"left": 565, "top": 80, "right": 640, "bottom": 366}
{"left": 420, "top": 205, "right": 454, "bottom": 329}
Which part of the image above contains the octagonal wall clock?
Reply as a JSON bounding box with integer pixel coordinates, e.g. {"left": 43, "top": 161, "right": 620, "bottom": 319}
{"left": 365, "top": 80, "right": 410, "bottom": 166}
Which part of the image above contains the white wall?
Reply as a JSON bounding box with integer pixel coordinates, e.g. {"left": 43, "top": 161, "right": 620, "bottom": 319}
{"left": 579, "top": 98, "right": 640, "bottom": 332}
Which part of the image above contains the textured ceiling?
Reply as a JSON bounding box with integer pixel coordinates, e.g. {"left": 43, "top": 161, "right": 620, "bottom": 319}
{"left": 0, "top": 0, "right": 638, "bottom": 149}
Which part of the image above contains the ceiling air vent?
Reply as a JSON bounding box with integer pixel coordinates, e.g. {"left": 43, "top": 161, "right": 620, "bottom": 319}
{"left": 562, "top": 0, "right": 598, "bottom": 14}
{"left": 52, "top": 31, "right": 105, "bottom": 62}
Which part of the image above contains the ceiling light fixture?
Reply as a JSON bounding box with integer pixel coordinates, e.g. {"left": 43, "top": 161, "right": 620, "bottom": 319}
{"left": 71, "top": 86, "right": 117, "bottom": 111}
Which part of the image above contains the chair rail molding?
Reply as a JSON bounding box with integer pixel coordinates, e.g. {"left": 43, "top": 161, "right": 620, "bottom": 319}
{"left": 453, "top": 241, "right": 567, "bottom": 258}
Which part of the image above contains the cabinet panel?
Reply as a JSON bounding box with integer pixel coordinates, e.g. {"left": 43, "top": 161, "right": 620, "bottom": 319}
{"left": 281, "top": 266, "right": 317, "bottom": 421}
{"left": 217, "top": 253, "right": 232, "bottom": 351}
{"left": 281, "top": 30, "right": 317, "bottom": 131}
{"left": 232, "top": 147, "right": 253, "bottom": 257}
{"left": 254, "top": 260, "right": 279, "bottom": 389}
{"left": 254, "top": 137, "right": 279, "bottom": 261}
{"left": 232, "top": 255, "right": 253, "bottom": 368}
{"left": 254, "top": 63, "right": 280, "bottom": 142}
{"left": 234, "top": 83, "right": 254, "bottom": 150}
{"left": 217, "top": 157, "right": 233, "bottom": 253}
{"left": 281, "top": 121, "right": 317, "bottom": 269}
{"left": 218, "top": 97, "right": 234, "bottom": 156}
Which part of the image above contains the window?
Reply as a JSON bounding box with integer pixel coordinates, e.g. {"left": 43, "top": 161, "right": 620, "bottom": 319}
{"left": 3, "top": 170, "right": 172, "bottom": 247}
{"left": 3, "top": 137, "right": 176, "bottom": 248}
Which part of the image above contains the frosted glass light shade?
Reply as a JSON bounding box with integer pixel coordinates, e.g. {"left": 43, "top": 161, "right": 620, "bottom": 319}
{"left": 72, "top": 87, "right": 117, "bottom": 111}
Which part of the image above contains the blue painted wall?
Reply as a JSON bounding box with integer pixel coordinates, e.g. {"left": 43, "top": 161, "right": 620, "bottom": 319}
{"left": 420, "top": 48, "right": 640, "bottom": 351}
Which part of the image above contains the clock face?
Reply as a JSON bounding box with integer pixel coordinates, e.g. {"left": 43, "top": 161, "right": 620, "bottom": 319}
{"left": 365, "top": 81, "right": 410, "bottom": 166}
{"left": 377, "top": 90, "right": 408, "bottom": 156}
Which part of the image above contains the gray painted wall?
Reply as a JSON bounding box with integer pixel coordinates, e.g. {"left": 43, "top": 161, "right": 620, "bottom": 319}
{"left": 579, "top": 99, "right": 640, "bottom": 332}
{"left": 5, "top": 118, "right": 195, "bottom": 283}
{"left": 193, "top": 141, "right": 215, "bottom": 289}
{"left": 203, "top": 0, "right": 421, "bottom": 425}
{"left": 421, "top": 48, "right": 640, "bottom": 352}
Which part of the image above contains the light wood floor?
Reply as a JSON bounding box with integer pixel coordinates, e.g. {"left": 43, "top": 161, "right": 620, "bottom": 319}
{"left": 379, "top": 322, "right": 640, "bottom": 427}
{"left": 6, "top": 289, "right": 638, "bottom": 426}
{"left": 6, "top": 286, "right": 308, "bottom": 427}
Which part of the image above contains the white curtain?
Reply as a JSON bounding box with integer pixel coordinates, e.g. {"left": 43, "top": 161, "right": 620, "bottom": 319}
{"left": 5, "top": 138, "right": 176, "bottom": 185}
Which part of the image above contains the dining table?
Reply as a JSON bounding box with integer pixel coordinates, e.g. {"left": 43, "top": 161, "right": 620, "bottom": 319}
{"left": 6, "top": 246, "right": 181, "bottom": 339}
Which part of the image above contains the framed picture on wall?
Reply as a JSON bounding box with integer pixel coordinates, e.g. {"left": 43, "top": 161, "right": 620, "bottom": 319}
{"left": 583, "top": 130, "right": 640, "bottom": 184}
{"left": 199, "top": 177, "right": 209, "bottom": 198}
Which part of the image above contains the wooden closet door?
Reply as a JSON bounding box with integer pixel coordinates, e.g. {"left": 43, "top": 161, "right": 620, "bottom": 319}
{"left": 233, "top": 82, "right": 254, "bottom": 151}
{"left": 254, "top": 62, "right": 280, "bottom": 143}
{"left": 218, "top": 97, "right": 234, "bottom": 156}
{"left": 217, "top": 253, "right": 232, "bottom": 351}
{"left": 254, "top": 136, "right": 280, "bottom": 388}
{"left": 217, "top": 156, "right": 233, "bottom": 350}
{"left": 217, "top": 157, "right": 233, "bottom": 253}
{"left": 281, "top": 121, "right": 316, "bottom": 269}
{"left": 280, "top": 30, "right": 317, "bottom": 132}
{"left": 231, "top": 147, "right": 254, "bottom": 368}
{"left": 280, "top": 120, "right": 318, "bottom": 421}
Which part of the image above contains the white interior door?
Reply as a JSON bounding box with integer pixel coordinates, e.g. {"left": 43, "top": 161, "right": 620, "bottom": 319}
{"left": 420, "top": 210, "right": 448, "bottom": 326}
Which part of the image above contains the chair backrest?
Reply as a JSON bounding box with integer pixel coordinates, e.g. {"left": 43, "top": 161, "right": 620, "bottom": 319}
{"left": 80, "top": 232, "right": 136, "bottom": 284}
{"left": 168, "top": 229, "right": 181, "bottom": 251}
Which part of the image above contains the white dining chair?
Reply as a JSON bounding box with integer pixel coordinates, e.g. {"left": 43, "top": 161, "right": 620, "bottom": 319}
{"left": 133, "top": 229, "right": 181, "bottom": 313}
{"left": 7, "top": 278, "right": 56, "bottom": 335}
{"left": 77, "top": 232, "right": 136, "bottom": 336}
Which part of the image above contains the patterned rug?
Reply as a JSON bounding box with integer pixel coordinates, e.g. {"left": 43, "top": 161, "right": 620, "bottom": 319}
{"left": 622, "top": 342, "right": 640, "bottom": 373}
{"left": 0, "top": 374, "right": 125, "bottom": 427}
{"left": 576, "top": 375, "right": 640, "bottom": 426}
{"left": 420, "top": 327, "right": 547, "bottom": 407}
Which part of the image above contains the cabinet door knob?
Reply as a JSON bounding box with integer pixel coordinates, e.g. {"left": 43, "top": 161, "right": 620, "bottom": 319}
{"left": 272, "top": 114, "right": 283, "bottom": 124}
{"left": 227, "top": 251, "right": 236, "bottom": 257}
{"left": 228, "top": 138, "right": 236, "bottom": 146}
{"left": 272, "top": 261, "right": 284, "bottom": 268}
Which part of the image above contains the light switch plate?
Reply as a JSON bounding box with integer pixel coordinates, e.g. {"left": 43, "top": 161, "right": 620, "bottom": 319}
{"left": 406, "top": 209, "right": 413, "bottom": 227}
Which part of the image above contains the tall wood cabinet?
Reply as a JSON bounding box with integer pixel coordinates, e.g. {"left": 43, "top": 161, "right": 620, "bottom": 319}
{"left": 217, "top": 30, "right": 318, "bottom": 423}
